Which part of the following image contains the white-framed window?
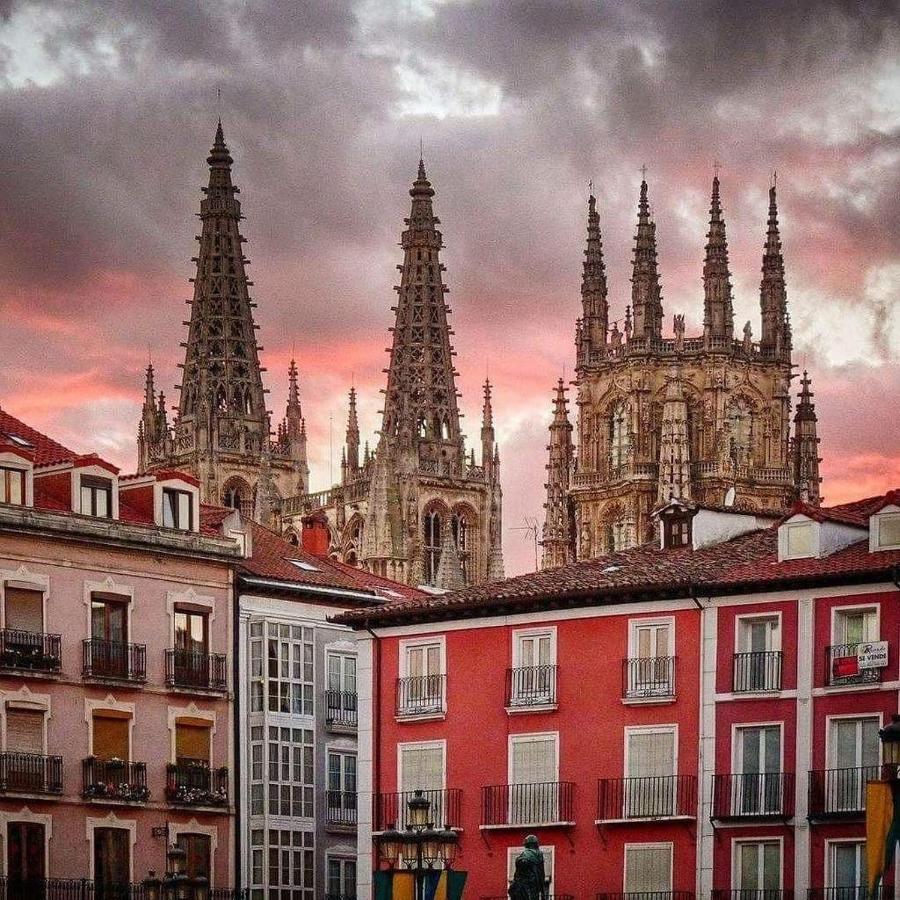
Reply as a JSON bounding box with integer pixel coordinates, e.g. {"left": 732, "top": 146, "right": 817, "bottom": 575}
{"left": 264, "top": 828, "right": 314, "bottom": 900}
{"left": 624, "top": 843, "right": 673, "bottom": 894}
{"left": 734, "top": 724, "right": 783, "bottom": 815}
{"left": 249, "top": 725, "right": 264, "bottom": 816}
{"left": 398, "top": 740, "right": 446, "bottom": 828}
{"left": 265, "top": 726, "right": 314, "bottom": 818}
{"left": 829, "top": 606, "right": 880, "bottom": 686}
{"left": 733, "top": 840, "right": 782, "bottom": 892}
{"left": 326, "top": 855, "right": 357, "bottom": 899}
{"left": 624, "top": 726, "right": 677, "bottom": 817}
{"left": 626, "top": 619, "right": 674, "bottom": 698}
{"left": 326, "top": 652, "right": 358, "bottom": 725}
{"left": 872, "top": 511, "right": 900, "bottom": 551}
{"left": 80, "top": 476, "right": 113, "bottom": 518}
{"left": 398, "top": 638, "right": 445, "bottom": 716}
{"left": 162, "top": 488, "right": 193, "bottom": 530}
{"left": 827, "top": 840, "right": 866, "bottom": 892}
{"left": 783, "top": 521, "right": 815, "bottom": 559}
{"left": 249, "top": 622, "right": 314, "bottom": 716}
{"left": 507, "top": 844, "right": 553, "bottom": 890}
{"left": 508, "top": 732, "right": 559, "bottom": 824}
{"left": 734, "top": 615, "right": 782, "bottom": 692}
{"left": 0, "top": 467, "right": 26, "bottom": 506}
{"left": 826, "top": 715, "right": 880, "bottom": 813}
{"left": 326, "top": 750, "right": 357, "bottom": 825}
{"left": 510, "top": 628, "right": 556, "bottom": 707}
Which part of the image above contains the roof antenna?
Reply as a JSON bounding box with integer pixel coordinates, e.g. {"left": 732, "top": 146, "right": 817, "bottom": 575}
{"left": 511, "top": 516, "right": 541, "bottom": 572}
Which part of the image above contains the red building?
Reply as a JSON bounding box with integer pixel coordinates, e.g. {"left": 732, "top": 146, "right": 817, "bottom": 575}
{"left": 336, "top": 491, "right": 900, "bottom": 900}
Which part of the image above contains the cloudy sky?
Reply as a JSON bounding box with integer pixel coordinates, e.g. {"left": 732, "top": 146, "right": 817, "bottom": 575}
{"left": 0, "top": 0, "right": 898, "bottom": 574}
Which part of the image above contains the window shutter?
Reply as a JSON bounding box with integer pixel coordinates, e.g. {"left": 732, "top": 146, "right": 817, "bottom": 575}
{"left": 511, "top": 737, "right": 556, "bottom": 784}
{"left": 175, "top": 723, "right": 211, "bottom": 762}
{"left": 6, "top": 708, "right": 44, "bottom": 754}
{"left": 400, "top": 745, "right": 443, "bottom": 792}
{"left": 92, "top": 715, "right": 129, "bottom": 760}
{"left": 625, "top": 846, "right": 671, "bottom": 893}
{"left": 177, "top": 834, "right": 211, "bottom": 879}
{"left": 4, "top": 588, "right": 43, "bottom": 633}
{"left": 628, "top": 730, "right": 675, "bottom": 778}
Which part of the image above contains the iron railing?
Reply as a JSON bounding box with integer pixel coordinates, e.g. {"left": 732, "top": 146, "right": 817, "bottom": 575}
{"left": 733, "top": 651, "right": 783, "bottom": 692}
{"left": 0, "top": 630, "right": 62, "bottom": 673}
{"left": 82, "top": 640, "right": 146, "bottom": 682}
{"left": 808, "top": 889, "right": 893, "bottom": 900}
{"left": 481, "top": 781, "right": 575, "bottom": 826}
{"left": 165, "top": 760, "right": 228, "bottom": 807}
{"left": 826, "top": 644, "right": 881, "bottom": 686}
{"left": 0, "top": 880, "right": 249, "bottom": 900}
{"left": 711, "top": 772, "right": 795, "bottom": 819}
{"left": 598, "top": 892, "right": 695, "bottom": 900}
{"left": 712, "top": 892, "right": 794, "bottom": 900}
{"left": 808, "top": 766, "right": 881, "bottom": 818}
{"left": 482, "top": 895, "right": 574, "bottom": 900}
{"left": 506, "top": 665, "right": 558, "bottom": 707}
{"left": 622, "top": 657, "right": 676, "bottom": 699}
{"left": 165, "top": 649, "right": 227, "bottom": 691}
{"left": 597, "top": 775, "right": 697, "bottom": 820}
{"left": 0, "top": 751, "right": 63, "bottom": 794}
{"left": 82, "top": 758, "right": 149, "bottom": 803}
{"left": 395, "top": 674, "right": 446, "bottom": 717}
{"left": 325, "top": 895, "right": 357, "bottom": 900}
{"left": 325, "top": 790, "right": 358, "bottom": 827}
{"left": 325, "top": 690, "right": 358, "bottom": 728}
{"left": 374, "top": 788, "right": 462, "bottom": 831}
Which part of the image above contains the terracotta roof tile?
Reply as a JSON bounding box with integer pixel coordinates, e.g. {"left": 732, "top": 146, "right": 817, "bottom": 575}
{"left": 0, "top": 408, "right": 77, "bottom": 467}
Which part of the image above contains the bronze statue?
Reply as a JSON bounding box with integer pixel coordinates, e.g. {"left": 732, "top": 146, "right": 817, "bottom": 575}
{"left": 508, "top": 834, "right": 548, "bottom": 900}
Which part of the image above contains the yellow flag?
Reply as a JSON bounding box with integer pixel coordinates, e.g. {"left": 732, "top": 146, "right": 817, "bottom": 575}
{"left": 866, "top": 780, "right": 893, "bottom": 894}
{"left": 392, "top": 870, "right": 415, "bottom": 900}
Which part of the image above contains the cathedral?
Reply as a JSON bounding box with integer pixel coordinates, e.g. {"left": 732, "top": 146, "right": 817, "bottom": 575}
{"left": 138, "top": 123, "right": 503, "bottom": 589}
{"left": 541, "top": 174, "right": 823, "bottom": 568}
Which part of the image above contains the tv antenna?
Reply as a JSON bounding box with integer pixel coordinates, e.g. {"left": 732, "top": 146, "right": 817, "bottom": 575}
{"left": 511, "top": 516, "right": 541, "bottom": 572}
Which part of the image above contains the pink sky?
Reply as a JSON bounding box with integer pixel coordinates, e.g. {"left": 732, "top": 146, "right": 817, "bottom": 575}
{"left": 0, "top": 1, "right": 897, "bottom": 575}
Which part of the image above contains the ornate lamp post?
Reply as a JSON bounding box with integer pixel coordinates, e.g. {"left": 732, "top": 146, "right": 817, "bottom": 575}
{"left": 143, "top": 845, "right": 192, "bottom": 900}
{"left": 375, "top": 790, "right": 459, "bottom": 900}
{"left": 880, "top": 714, "right": 900, "bottom": 775}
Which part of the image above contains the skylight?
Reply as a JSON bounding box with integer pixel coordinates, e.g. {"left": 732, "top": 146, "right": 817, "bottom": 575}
{"left": 288, "top": 559, "right": 320, "bottom": 572}
{"left": 4, "top": 433, "right": 33, "bottom": 449}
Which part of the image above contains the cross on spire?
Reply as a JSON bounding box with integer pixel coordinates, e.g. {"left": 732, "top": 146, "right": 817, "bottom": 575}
{"left": 640, "top": 163, "right": 647, "bottom": 181}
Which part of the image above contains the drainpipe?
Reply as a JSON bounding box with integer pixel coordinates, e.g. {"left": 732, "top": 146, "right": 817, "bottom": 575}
{"left": 232, "top": 576, "right": 242, "bottom": 891}
{"left": 366, "top": 624, "right": 382, "bottom": 841}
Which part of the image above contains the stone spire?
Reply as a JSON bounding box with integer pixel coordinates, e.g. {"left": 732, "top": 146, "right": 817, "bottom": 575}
{"left": 345, "top": 386, "right": 360, "bottom": 475}
{"left": 759, "top": 180, "right": 790, "bottom": 357}
{"left": 137, "top": 363, "right": 169, "bottom": 470}
{"left": 792, "top": 370, "right": 822, "bottom": 504}
{"left": 481, "top": 379, "right": 495, "bottom": 479}
{"left": 657, "top": 370, "right": 692, "bottom": 502}
{"left": 276, "top": 359, "right": 309, "bottom": 488}
{"left": 379, "top": 159, "right": 463, "bottom": 463}
{"left": 702, "top": 174, "right": 735, "bottom": 347}
{"left": 541, "top": 379, "right": 575, "bottom": 569}
{"left": 630, "top": 177, "right": 664, "bottom": 343}
{"left": 579, "top": 193, "right": 608, "bottom": 361}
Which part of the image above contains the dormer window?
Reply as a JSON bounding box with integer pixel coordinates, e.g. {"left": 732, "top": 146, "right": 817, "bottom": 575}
{"left": 784, "top": 521, "right": 814, "bottom": 559}
{"left": 80, "top": 476, "right": 113, "bottom": 518}
{"left": 663, "top": 515, "right": 691, "bottom": 549}
{"left": 872, "top": 512, "right": 900, "bottom": 551}
{"left": 0, "top": 467, "right": 25, "bottom": 506}
{"left": 162, "top": 488, "right": 194, "bottom": 531}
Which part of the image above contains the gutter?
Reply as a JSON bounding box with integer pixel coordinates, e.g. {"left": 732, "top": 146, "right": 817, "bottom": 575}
{"left": 237, "top": 574, "right": 384, "bottom": 605}
{"left": 366, "top": 623, "right": 382, "bottom": 846}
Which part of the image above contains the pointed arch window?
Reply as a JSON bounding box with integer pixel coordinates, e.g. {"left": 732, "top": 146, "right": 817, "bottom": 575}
{"left": 727, "top": 398, "right": 753, "bottom": 465}
{"left": 423, "top": 510, "right": 442, "bottom": 585}
{"left": 610, "top": 402, "right": 630, "bottom": 471}
{"left": 451, "top": 509, "right": 472, "bottom": 585}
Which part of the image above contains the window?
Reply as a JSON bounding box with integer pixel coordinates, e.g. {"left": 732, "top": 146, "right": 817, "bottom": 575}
{"left": 163, "top": 488, "right": 193, "bottom": 530}
{"left": 174, "top": 608, "right": 210, "bottom": 686}
{"left": 726, "top": 399, "right": 753, "bottom": 465}
{"left": 834, "top": 607, "right": 877, "bottom": 646}
{"left": 327, "top": 751, "right": 357, "bottom": 825}
{"left": 610, "top": 402, "right": 630, "bottom": 470}
{"left": 326, "top": 653, "right": 357, "bottom": 726}
{"left": 0, "top": 467, "right": 25, "bottom": 506}
{"left": 4, "top": 586, "right": 43, "bottom": 633}
{"left": 250, "top": 726, "right": 264, "bottom": 816}
{"left": 829, "top": 842, "right": 866, "bottom": 895}
{"left": 175, "top": 609, "right": 208, "bottom": 654}
{"left": 176, "top": 833, "right": 211, "bottom": 880}
{"left": 175, "top": 720, "right": 211, "bottom": 766}
{"left": 399, "top": 741, "right": 445, "bottom": 828}
{"left": 734, "top": 616, "right": 781, "bottom": 692}
{"left": 266, "top": 726, "right": 314, "bottom": 818}
{"left": 94, "top": 827, "right": 130, "bottom": 888}
{"left": 784, "top": 522, "right": 814, "bottom": 559}
{"left": 626, "top": 620, "right": 674, "bottom": 697}
{"left": 875, "top": 513, "right": 900, "bottom": 549}
{"left": 828, "top": 717, "right": 880, "bottom": 812}
{"left": 451, "top": 510, "right": 472, "bottom": 584}
{"left": 399, "top": 640, "right": 444, "bottom": 716}
{"left": 624, "top": 844, "right": 672, "bottom": 894}
{"left": 250, "top": 623, "right": 264, "bottom": 712}
{"left": 734, "top": 841, "right": 781, "bottom": 892}
{"left": 625, "top": 728, "right": 676, "bottom": 817}
{"left": 260, "top": 623, "right": 314, "bottom": 716}
{"left": 89, "top": 596, "right": 129, "bottom": 678}
{"left": 265, "top": 828, "right": 314, "bottom": 900}
{"left": 510, "top": 630, "right": 555, "bottom": 706}
{"left": 423, "top": 509, "right": 442, "bottom": 584}
{"left": 7, "top": 822, "right": 45, "bottom": 883}
{"left": 5, "top": 706, "right": 47, "bottom": 793}
{"left": 80, "top": 476, "right": 112, "bottom": 518}
{"left": 663, "top": 515, "right": 691, "bottom": 548}
{"left": 327, "top": 856, "right": 357, "bottom": 900}
{"left": 830, "top": 607, "right": 879, "bottom": 686}
{"left": 6, "top": 707, "right": 45, "bottom": 754}
{"left": 92, "top": 713, "right": 129, "bottom": 760}
{"left": 509, "top": 733, "right": 558, "bottom": 824}
{"left": 735, "top": 725, "right": 782, "bottom": 815}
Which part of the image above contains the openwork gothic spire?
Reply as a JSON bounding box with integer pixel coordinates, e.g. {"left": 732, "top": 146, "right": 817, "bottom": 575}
{"left": 579, "top": 193, "right": 609, "bottom": 360}
{"left": 541, "top": 379, "right": 575, "bottom": 569}
{"left": 792, "top": 370, "right": 822, "bottom": 504}
{"left": 703, "top": 174, "right": 735, "bottom": 346}
{"left": 630, "top": 178, "right": 664, "bottom": 342}
{"left": 345, "top": 386, "right": 360, "bottom": 474}
{"left": 760, "top": 181, "right": 791, "bottom": 357}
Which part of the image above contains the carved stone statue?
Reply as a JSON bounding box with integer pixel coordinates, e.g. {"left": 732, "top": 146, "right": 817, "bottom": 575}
{"left": 508, "top": 835, "right": 548, "bottom": 900}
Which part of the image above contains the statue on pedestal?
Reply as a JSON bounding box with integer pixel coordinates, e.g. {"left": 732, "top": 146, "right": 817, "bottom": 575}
{"left": 508, "top": 835, "right": 548, "bottom": 900}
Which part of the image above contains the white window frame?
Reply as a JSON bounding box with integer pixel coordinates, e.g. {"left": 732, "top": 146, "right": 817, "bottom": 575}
{"left": 779, "top": 519, "right": 817, "bottom": 560}
{"left": 825, "top": 712, "right": 882, "bottom": 771}
{"left": 734, "top": 612, "right": 782, "bottom": 653}
{"left": 732, "top": 721, "right": 784, "bottom": 776}
{"left": 511, "top": 627, "right": 557, "bottom": 668}
{"left": 3, "top": 699, "right": 49, "bottom": 754}
{"left": 507, "top": 844, "right": 554, "bottom": 888}
{"left": 0, "top": 573, "right": 49, "bottom": 633}
{"left": 870, "top": 508, "right": 900, "bottom": 552}
{"left": 830, "top": 604, "right": 880, "bottom": 646}
{"left": 825, "top": 838, "right": 867, "bottom": 890}
{"left": 397, "top": 739, "right": 447, "bottom": 794}
{"left": 507, "top": 731, "right": 560, "bottom": 785}
{"left": 325, "top": 854, "right": 358, "bottom": 898}
{"left": 732, "top": 837, "right": 784, "bottom": 892}
{"left": 628, "top": 617, "right": 675, "bottom": 658}
{"left": 624, "top": 725, "right": 678, "bottom": 779}
{"left": 399, "top": 636, "right": 446, "bottom": 679}
{"left": 622, "top": 842, "right": 674, "bottom": 894}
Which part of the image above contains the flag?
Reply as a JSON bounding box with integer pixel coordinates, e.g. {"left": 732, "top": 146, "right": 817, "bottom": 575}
{"left": 866, "top": 780, "right": 900, "bottom": 894}
{"left": 373, "top": 869, "right": 467, "bottom": 900}
{"left": 373, "top": 870, "right": 415, "bottom": 900}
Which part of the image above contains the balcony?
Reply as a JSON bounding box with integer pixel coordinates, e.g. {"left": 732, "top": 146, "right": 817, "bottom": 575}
{"left": 82, "top": 757, "right": 149, "bottom": 804}
{"left": 374, "top": 788, "right": 462, "bottom": 831}
{"left": 82, "top": 640, "right": 146, "bottom": 683}
{"left": 809, "top": 889, "right": 893, "bottom": 900}
{"left": 165, "top": 760, "right": 228, "bottom": 807}
{"left": 165, "top": 648, "right": 227, "bottom": 692}
{"left": 482, "top": 895, "right": 574, "bottom": 900}
{"left": 597, "top": 775, "right": 697, "bottom": 821}
{"left": 506, "top": 665, "right": 558, "bottom": 709}
{"left": 325, "top": 690, "right": 358, "bottom": 729}
{"left": 733, "top": 651, "right": 783, "bottom": 692}
{"left": 0, "top": 879, "right": 250, "bottom": 900}
{"left": 713, "top": 892, "right": 794, "bottom": 900}
{"left": 395, "top": 674, "right": 446, "bottom": 719}
{"left": 808, "top": 766, "right": 881, "bottom": 819}
{"left": 599, "top": 893, "right": 695, "bottom": 900}
{"left": 325, "top": 789, "right": 357, "bottom": 828}
{"left": 481, "top": 782, "right": 575, "bottom": 828}
{"left": 826, "top": 644, "right": 881, "bottom": 687}
{"left": 622, "top": 657, "right": 675, "bottom": 701}
{"left": 0, "top": 629, "right": 62, "bottom": 674}
{"left": 711, "top": 772, "right": 795, "bottom": 820}
{"left": 0, "top": 752, "right": 62, "bottom": 795}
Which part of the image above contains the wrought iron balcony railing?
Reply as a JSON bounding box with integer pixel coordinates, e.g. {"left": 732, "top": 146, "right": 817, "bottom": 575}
{"left": 395, "top": 674, "right": 446, "bottom": 718}
{"left": 598, "top": 892, "right": 695, "bottom": 900}
{"left": 82, "top": 757, "right": 149, "bottom": 803}
{"left": 0, "top": 751, "right": 63, "bottom": 795}
{"left": 374, "top": 788, "right": 462, "bottom": 831}
{"left": 325, "top": 789, "right": 358, "bottom": 827}
{"left": 733, "top": 651, "right": 783, "bottom": 692}
{"left": 165, "top": 759, "right": 228, "bottom": 807}
{"left": 325, "top": 690, "right": 358, "bottom": 728}
{"left": 826, "top": 644, "right": 881, "bottom": 686}
{"left": 0, "top": 878, "right": 250, "bottom": 900}
{"left": 808, "top": 888, "right": 893, "bottom": 900}
{"left": 165, "top": 648, "right": 227, "bottom": 691}
{"left": 506, "top": 665, "right": 558, "bottom": 707}
{"left": 0, "top": 629, "right": 62, "bottom": 674}
{"left": 597, "top": 775, "right": 697, "bottom": 820}
{"left": 82, "top": 640, "right": 146, "bottom": 683}
{"left": 808, "top": 766, "right": 881, "bottom": 818}
{"left": 711, "top": 772, "right": 795, "bottom": 819}
{"left": 712, "top": 891, "right": 794, "bottom": 900}
{"left": 481, "top": 781, "right": 575, "bottom": 827}
{"left": 622, "top": 657, "right": 676, "bottom": 700}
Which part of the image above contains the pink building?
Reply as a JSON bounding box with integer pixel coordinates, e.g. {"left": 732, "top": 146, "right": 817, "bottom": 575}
{"left": 0, "top": 408, "right": 243, "bottom": 891}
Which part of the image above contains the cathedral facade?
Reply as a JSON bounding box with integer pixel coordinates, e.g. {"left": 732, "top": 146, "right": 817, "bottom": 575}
{"left": 542, "top": 175, "right": 822, "bottom": 568}
{"left": 137, "top": 123, "right": 309, "bottom": 516}
{"left": 281, "top": 162, "right": 504, "bottom": 589}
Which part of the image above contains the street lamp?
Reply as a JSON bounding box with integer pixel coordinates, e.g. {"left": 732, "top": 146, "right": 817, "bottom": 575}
{"left": 880, "top": 714, "right": 900, "bottom": 772}
{"left": 144, "top": 845, "right": 191, "bottom": 900}
{"left": 375, "top": 790, "right": 459, "bottom": 900}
